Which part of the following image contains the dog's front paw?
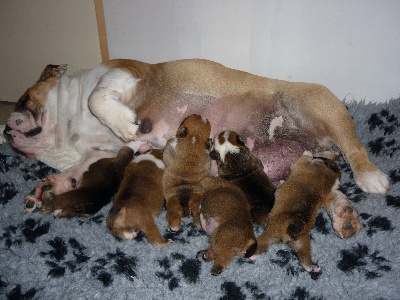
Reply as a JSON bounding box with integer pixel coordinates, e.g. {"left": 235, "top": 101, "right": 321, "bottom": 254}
{"left": 355, "top": 169, "right": 390, "bottom": 194}
{"left": 106, "top": 109, "right": 140, "bottom": 142}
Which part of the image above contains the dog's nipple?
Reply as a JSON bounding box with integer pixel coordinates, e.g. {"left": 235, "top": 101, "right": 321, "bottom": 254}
{"left": 139, "top": 118, "right": 152, "bottom": 134}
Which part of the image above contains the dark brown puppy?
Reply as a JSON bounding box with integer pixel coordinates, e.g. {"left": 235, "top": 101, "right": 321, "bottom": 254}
{"left": 40, "top": 146, "right": 134, "bottom": 217}
{"left": 253, "top": 152, "right": 357, "bottom": 273}
{"left": 106, "top": 149, "right": 168, "bottom": 246}
{"left": 162, "top": 114, "right": 212, "bottom": 232}
{"left": 210, "top": 130, "right": 276, "bottom": 225}
{"left": 196, "top": 176, "right": 257, "bottom": 276}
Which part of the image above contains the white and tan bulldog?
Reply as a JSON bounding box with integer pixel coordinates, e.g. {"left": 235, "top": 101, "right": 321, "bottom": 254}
{"left": 3, "top": 59, "right": 389, "bottom": 226}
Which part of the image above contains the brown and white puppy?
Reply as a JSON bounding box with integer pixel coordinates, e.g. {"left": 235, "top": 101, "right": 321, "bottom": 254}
{"left": 196, "top": 176, "right": 257, "bottom": 276}
{"left": 106, "top": 149, "right": 168, "bottom": 246}
{"left": 162, "top": 114, "right": 212, "bottom": 232}
{"left": 252, "top": 152, "right": 361, "bottom": 273}
{"left": 4, "top": 59, "right": 389, "bottom": 235}
{"left": 210, "top": 130, "right": 276, "bottom": 225}
{"left": 37, "top": 146, "right": 134, "bottom": 218}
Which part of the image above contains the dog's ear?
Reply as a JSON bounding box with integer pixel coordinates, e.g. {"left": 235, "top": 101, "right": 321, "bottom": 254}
{"left": 236, "top": 135, "right": 246, "bottom": 147}
{"left": 176, "top": 127, "right": 188, "bottom": 138}
{"left": 205, "top": 138, "right": 212, "bottom": 151}
{"left": 209, "top": 150, "right": 220, "bottom": 160}
{"left": 39, "top": 64, "right": 68, "bottom": 82}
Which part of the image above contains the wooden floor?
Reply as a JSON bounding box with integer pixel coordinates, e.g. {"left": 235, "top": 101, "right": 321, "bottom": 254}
{"left": 0, "top": 101, "right": 15, "bottom": 124}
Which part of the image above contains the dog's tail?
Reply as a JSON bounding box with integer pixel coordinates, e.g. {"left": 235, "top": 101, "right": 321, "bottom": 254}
{"left": 286, "top": 219, "right": 305, "bottom": 240}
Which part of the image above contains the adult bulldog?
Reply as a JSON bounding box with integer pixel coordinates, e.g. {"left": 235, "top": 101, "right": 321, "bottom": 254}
{"left": 3, "top": 59, "right": 389, "bottom": 224}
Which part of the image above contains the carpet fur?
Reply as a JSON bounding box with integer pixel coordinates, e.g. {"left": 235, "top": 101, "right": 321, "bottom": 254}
{"left": 0, "top": 99, "right": 399, "bottom": 300}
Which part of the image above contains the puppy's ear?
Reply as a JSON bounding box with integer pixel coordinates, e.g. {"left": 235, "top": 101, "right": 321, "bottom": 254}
{"left": 205, "top": 138, "right": 212, "bottom": 151}
{"left": 209, "top": 150, "right": 220, "bottom": 160}
{"left": 236, "top": 135, "right": 246, "bottom": 147}
{"left": 176, "top": 127, "right": 188, "bottom": 138}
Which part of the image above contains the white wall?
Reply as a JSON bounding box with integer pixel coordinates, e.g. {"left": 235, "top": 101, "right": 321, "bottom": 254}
{"left": 0, "top": 0, "right": 101, "bottom": 103}
{"left": 103, "top": 0, "right": 400, "bottom": 103}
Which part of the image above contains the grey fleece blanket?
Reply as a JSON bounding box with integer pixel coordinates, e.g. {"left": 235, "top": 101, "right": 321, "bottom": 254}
{"left": 0, "top": 99, "right": 399, "bottom": 300}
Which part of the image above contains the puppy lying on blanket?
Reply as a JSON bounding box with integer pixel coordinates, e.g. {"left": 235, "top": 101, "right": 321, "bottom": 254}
{"left": 253, "top": 152, "right": 361, "bottom": 273}
{"left": 3, "top": 59, "right": 389, "bottom": 232}
{"left": 36, "top": 146, "right": 134, "bottom": 218}
{"left": 107, "top": 149, "right": 168, "bottom": 246}
{"left": 162, "top": 114, "right": 212, "bottom": 232}
{"left": 210, "top": 130, "right": 276, "bottom": 225}
{"left": 197, "top": 176, "right": 257, "bottom": 276}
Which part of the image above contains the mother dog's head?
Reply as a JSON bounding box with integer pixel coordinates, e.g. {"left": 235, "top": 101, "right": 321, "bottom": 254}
{"left": 3, "top": 64, "right": 67, "bottom": 157}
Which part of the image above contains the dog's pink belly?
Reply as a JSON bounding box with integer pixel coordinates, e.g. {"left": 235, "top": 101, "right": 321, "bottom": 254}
{"left": 137, "top": 93, "right": 309, "bottom": 182}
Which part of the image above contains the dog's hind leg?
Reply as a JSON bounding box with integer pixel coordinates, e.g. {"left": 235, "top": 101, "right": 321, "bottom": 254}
{"left": 288, "top": 235, "right": 321, "bottom": 273}
{"left": 165, "top": 195, "right": 185, "bottom": 232}
{"left": 140, "top": 213, "right": 170, "bottom": 246}
{"left": 189, "top": 193, "right": 202, "bottom": 228}
{"left": 281, "top": 83, "right": 389, "bottom": 194}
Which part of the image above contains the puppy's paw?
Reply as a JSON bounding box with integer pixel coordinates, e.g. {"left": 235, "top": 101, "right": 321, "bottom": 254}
{"left": 154, "top": 239, "right": 172, "bottom": 247}
{"left": 329, "top": 194, "right": 362, "bottom": 238}
{"left": 355, "top": 169, "right": 390, "bottom": 194}
{"left": 24, "top": 183, "right": 55, "bottom": 213}
{"left": 211, "top": 264, "right": 224, "bottom": 276}
{"left": 302, "top": 151, "right": 313, "bottom": 157}
{"left": 303, "top": 264, "right": 321, "bottom": 273}
{"left": 196, "top": 250, "right": 209, "bottom": 262}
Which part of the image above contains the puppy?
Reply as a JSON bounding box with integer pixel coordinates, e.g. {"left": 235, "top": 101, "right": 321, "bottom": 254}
{"left": 210, "top": 130, "right": 276, "bottom": 225}
{"left": 162, "top": 114, "right": 212, "bottom": 232}
{"left": 253, "top": 152, "right": 346, "bottom": 273}
{"left": 40, "top": 146, "right": 134, "bottom": 217}
{"left": 196, "top": 176, "right": 257, "bottom": 276}
{"left": 106, "top": 149, "right": 168, "bottom": 246}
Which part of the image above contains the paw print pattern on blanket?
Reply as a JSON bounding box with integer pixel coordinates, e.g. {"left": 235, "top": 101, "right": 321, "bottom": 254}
{"left": 337, "top": 243, "right": 391, "bottom": 279}
{"left": 40, "top": 237, "right": 90, "bottom": 278}
{"left": 156, "top": 253, "right": 202, "bottom": 291}
{"left": 91, "top": 248, "right": 138, "bottom": 287}
{"left": 1, "top": 218, "right": 50, "bottom": 247}
{"left": 359, "top": 213, "right": 394, "bottom": 236}
{"left": 368, "top": 109, "right": 399, "bottom": 135}
{"left": 4, "top": 284, "right": 38, "bottom": 300}
{"left": 0, "top": 182, "right": 18, "bottom": 205}
{"left": 313, "top": 212, "right": 333, "bottom": 235}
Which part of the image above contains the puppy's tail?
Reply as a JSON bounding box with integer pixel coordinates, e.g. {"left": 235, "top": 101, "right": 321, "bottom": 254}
{"left": 287, "top": 219, "right": 305, "bottom": 240}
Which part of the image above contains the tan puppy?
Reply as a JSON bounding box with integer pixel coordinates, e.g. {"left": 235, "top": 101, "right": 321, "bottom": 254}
{"left": 210, "top": 130, "right": 276, "bottom": 225}
{"left": 196, "top": 176, "right": 257, "bottom": 276}
{"left": 253, "top": 152, "right": 359, "bottom": 273}
{"left": 162, "top": 114, "right": 212, "bottom": 232}
{"left": 106, "top": 149, "right": 168, "bottom": 246}
{"left": 39, "top": 146, "right": 134, "bottom": 217}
